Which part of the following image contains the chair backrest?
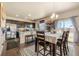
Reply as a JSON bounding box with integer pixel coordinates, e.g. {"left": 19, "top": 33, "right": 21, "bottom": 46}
{"left": 57, "top": 31, "right": 69, "bottom": 45}
{"left": 65, "top": 31, "right": 69, "bottom": 41}
{"left": 36, "top": 31, "right": 45, "bottom": 41}
{"left": 62, "top": 31, "right": 69, "bottom": 43}
{"left": 61, "top": 31, "right": 66, "bottom": 40}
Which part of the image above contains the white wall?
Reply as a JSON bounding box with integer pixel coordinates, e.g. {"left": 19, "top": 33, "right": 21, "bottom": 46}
{"left": 59, "top": 7, "right": 79, "bottom": 19}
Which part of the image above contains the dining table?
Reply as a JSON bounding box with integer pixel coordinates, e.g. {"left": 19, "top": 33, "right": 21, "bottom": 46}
{"left": 35, "top": 32, "right": 61, "bottom": 56}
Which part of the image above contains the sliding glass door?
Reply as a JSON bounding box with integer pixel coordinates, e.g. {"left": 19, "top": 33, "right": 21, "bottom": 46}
{"left": 56, "top": 18, "right": 76, "bottom": 42}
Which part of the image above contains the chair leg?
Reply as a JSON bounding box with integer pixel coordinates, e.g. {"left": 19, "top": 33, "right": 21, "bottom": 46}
{"left": 60, "top": 46, "right": 62, "bottom": 56}
{"left": 37, "top": 41, "right": 39, "bottom": 56}
{"left": 65, "top": 44, "right": 68, "bottom": 55}
{"left": 44, "top": 48, "right": 45, "bottom": 56}
{"left": 17, "top": 39, "right": 20, "bottom": 55}
{"left": 35, "top": 39, "right": 37, "bottom": 52}
{"left": 63, "top": 44, "right": 68, "bottom": 56}
{"left": 63, "top": 47, "right": 66, "bottom": 56}
{"left": 67, "top": 44, "right": 69, "bottom": 52}
{"left": 44, "top": 44, "right": 46, "bottom": 56}
{"left": 63, "top": 44, "right": 66, "bottom": 56}
{"left": 50, "top": 45, "right": 52, "bottom": 55}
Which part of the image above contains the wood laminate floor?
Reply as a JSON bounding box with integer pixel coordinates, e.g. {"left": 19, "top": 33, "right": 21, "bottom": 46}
{"left": 5, "top": 48, "right": 21, "bottom": 56}
{"left": 5, "top": 42, "right": 34, "bottom": 56}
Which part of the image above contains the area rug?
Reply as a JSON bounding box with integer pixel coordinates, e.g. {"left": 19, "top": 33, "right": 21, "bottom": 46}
{"left": 20, "top": 43, "right": 79, "bottom": 56}
{"left": 20, "top": 45, "right": 50, "bottom": 56}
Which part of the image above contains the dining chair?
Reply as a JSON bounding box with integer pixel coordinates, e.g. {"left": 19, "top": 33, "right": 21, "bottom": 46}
{"left": 36, "top": 31, "right": 51, "bottom": 56}
{"left": 62, "top": 31, "right": 69, "bottom": 55}
{"left": 56, "top": 31, "right": 69, "bottom": 56}
{"left": 56, "top": 31, "right": 65, "bottom": 56}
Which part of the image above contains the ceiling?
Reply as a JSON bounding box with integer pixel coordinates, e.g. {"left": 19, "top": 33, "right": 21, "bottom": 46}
{"left": 4, "top": 2, "right": 79, "bottom": 20}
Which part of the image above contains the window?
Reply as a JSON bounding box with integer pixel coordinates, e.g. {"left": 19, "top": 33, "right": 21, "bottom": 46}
{"left": 56, "top": 18, "right": 74, "bottom": 29}
{"left": 39, "top": 23, "right": 46, "bottom": 31}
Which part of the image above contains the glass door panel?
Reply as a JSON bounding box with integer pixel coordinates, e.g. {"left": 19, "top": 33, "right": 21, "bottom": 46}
{"left": 56, "top": 18, "right": 75, "bottom": 42}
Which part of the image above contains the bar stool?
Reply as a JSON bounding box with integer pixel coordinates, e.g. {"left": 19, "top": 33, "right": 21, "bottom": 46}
{"left": 56, "top": 31, "right": 69, "bottom": 56}
{"left": 36, "top": 31, "right": 51, "bottom": 56}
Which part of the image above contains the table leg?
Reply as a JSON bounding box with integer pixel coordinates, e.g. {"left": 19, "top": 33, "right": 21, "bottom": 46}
{"left": 50, "top": 45, "right": 52, "bottom": 55}
{"left": 27, "top": 37, "right": 28, "bottom": 43}
{"left": 51, "top": 44, "right": 56, "bottom": 56}
{"left": 32, "top": 35, "right": 33, "bottom": 41}
{"left": 52, "top": 44, "right": 56, "bottom": 56}
{"left": 25, "top": 37, "right": 26, "bottom": 44}
{"left": 35, "top": 38, "right": 37, "bottom": 52}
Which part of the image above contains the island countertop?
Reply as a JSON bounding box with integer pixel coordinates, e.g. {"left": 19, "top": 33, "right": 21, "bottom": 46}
{"left": 19, "top": 31, "right": 36, "bottom": 44}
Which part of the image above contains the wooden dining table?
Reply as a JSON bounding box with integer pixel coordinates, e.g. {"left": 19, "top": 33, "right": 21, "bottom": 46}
{"left": 35, "top": 32, "right": 61, "bottom": 56}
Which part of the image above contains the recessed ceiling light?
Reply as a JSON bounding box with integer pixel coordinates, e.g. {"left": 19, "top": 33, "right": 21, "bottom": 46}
{"left": 25, "top": 16, "right": 27, "bottom": 19}
{"left": 28, "top": 14, "right": 31, "bottom": 17}
{"left": 16, "top": 14, "right": 19, "bottom": 17}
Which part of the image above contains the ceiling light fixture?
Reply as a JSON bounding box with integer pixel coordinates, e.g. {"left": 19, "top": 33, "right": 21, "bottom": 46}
{"left": 56, "top": 14, "right": 59, "bottom": 19}
{"left": 50, "top": 13, "right": 55, "bottom": 19}
{"left": 25, "top": 16, "right": 28, "bottom": 19}
{"left": 28, "top": 14, "right": 31, "bottom": 17}
{"left": 48, "top": 13, "right": 59, "bottom": 24}
{"left": 16, "top": 14, "right": 19, "bottom": 17}
{"left": 50, "top": 13, "right": 59, "bottom": 19}
{"left": 27, "top": 14, "right": 33, "bottom": 20}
